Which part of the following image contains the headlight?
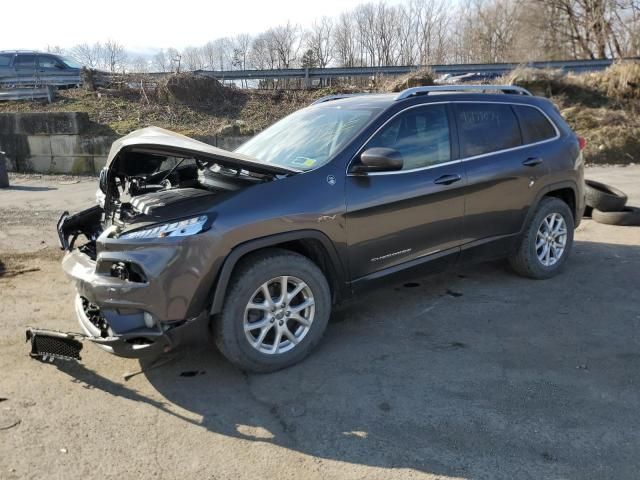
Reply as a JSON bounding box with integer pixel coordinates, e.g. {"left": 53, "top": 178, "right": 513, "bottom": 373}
{"left": 119, "top": 215, "right": 209, "bottom": 240}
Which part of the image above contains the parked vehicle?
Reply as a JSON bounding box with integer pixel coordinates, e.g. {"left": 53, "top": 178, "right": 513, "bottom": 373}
{"left": 0, "top": 50, "right": 83, "bottom": 88}
{"left": 437, "top": 72, "right": 502, "bottom": 84}
{"left": 37, "top": 85, "right": 585, "bottom": 372}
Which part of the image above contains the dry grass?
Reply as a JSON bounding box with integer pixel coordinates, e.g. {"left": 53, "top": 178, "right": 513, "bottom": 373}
{"left": 0, "top": 67, "right": 638, "bottom": 164}
{"left": 503, "top": 61, "right": 640, "bottom": 164}
{"left": 379, "top": 67, "right": 436, "bottom": 92}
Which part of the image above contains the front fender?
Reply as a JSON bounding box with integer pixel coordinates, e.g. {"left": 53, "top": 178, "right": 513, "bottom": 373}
{"left": 209, "top": 229, "right": 347, "bottom": 314}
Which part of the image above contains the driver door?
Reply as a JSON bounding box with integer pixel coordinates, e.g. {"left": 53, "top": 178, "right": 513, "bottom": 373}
{"left": 345, "top": 103, "right": 466, "bottom": 281}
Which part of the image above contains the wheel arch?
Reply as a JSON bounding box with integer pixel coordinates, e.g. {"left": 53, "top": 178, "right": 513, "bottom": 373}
{"left": 524, "top": 181, "right": 579, "bottom": 232}
{"left": 209, "top": 230, "right": 348, "bottom": 315}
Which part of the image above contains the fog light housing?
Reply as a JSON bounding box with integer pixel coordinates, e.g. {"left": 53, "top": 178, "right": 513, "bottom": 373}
{"left": 110, "top": 262, "right": 129, "bottom": 281}
{"left": 107, "top": 261, "right": 147, "bottom": 283}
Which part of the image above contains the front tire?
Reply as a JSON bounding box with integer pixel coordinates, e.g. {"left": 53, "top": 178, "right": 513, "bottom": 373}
{"left": 509, "top": 197, "right": 574, "bottom": 279}
{"left": 213, "top": 248, "right": 331, "bottom": 373}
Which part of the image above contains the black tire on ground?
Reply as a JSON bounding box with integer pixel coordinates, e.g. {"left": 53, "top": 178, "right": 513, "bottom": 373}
{"left": 585, "top": 179, "right": 627, "bottom": 212}
{"left": 591, "top": 207, "right": 640, "bottom": 226}
{"left": 0, "top": 153, "right": 9, "bottom": 188}
{"left": 509, "top": 197, "right": 575, "bottom": 280}
{"left": 213, "top": 248, "right": 331, "bottom": 373}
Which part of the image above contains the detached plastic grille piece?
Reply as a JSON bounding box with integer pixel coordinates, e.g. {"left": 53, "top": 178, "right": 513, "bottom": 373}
{"left": 26, "top": 329, "right": 83, "bottom": 362}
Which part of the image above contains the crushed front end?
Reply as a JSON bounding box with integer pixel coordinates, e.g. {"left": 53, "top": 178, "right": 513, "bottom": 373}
{"left": 42, "top": 126, "right": 290, "bottom": 361}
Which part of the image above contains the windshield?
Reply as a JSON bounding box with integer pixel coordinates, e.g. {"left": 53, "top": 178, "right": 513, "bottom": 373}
{"left": 235, "top": 105, "right": 379, "bottom": 171}
{"left": 61, "top": 56, "right": 82, "bottom": 68}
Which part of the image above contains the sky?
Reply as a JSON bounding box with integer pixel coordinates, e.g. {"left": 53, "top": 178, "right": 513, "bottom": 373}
{"left": 1, "top": 0, "right": 375, "bottom": 55}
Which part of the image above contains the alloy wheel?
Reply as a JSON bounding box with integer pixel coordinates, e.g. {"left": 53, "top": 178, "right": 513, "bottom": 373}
{"left": 535, "top": 212, "right": 567, "bottom": 267}
{"left": 243, "top": 276, "right": 315, "bottom": 354}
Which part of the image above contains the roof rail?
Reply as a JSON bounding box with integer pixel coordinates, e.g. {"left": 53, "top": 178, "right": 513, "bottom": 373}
{"left": 311, "top": 93, "right": 368, "bottom": 105}
{"left": 0, "top": 50, "right": 40, "bottom": 54}
{"left": 395, "top": 84, "right": 532, "bottom": 101}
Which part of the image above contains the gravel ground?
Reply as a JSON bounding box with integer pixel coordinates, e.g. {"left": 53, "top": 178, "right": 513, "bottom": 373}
{"left": 0, "top": 167, "right": 639, "bottom": 480}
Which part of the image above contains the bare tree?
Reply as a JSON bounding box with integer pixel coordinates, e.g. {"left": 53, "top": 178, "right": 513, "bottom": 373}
{"left": 306, "top": 17, "right": 334, "bottom": 68}
{"left": 234, "top": 33, "right": 252, "bottom": 70}
{"left": 270, "top": 22, "right": 301, "bottom": 68}
{"left": 46, "top": 45, "right": 64, "bottom": 54}
{"left": 166, "top": 47, "right": 182, "bottom": 72}
{"left": 70, "top": 42, "right": 103, "bottom": 68}
{"left": 182, "top": 46, "right": 205, "bottom": 71}
{"left": 531, "top": 0, "right": 630, "bottom": 58}
{"left": 152, "top": 49, "right": 169, "bottom": 72}
{"left": 129, "top": 56, "right": 150, "bottom": 73}
{"left": 249, "top": 33, "right": 277, "bottom": 70}
{"left": 103, "top": 39, "right": 127, "bottom": 73}
{"left": 334, "top": 13, "right": 359, "bottom": 67}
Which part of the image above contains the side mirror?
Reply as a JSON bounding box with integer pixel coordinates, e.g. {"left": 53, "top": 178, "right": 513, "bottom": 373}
{"left": 351, "top": 148, "right": 403, "bottom": 174}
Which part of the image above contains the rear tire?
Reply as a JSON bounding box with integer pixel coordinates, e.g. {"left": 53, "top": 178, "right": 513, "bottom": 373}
{"left": 509, "top": 197, "right": 574, "bottom": 279}
{"left": 213, "top": 248, "right": 331, "bottom": 373}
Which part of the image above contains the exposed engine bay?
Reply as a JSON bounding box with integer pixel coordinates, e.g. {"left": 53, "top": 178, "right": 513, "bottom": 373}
{"left": 103, "top": 152, "right": 270, "bottom": 225}
{"left": 58, "top": 151, "right": 276, "bottom": 258}
{"left": 56, "top": 126, "right": 300, "bottom": 258}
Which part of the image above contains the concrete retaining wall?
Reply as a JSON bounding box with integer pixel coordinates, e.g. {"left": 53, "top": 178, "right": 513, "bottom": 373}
{"left": 0, "top": 112, "right": 251, "bottom": 175}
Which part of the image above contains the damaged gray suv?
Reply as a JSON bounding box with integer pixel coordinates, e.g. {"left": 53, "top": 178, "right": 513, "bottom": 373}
{"left": 34, "top": 85, "right": 585, "bottom": 372}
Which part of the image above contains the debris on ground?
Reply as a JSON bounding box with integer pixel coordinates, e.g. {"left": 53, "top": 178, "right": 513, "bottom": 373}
{"left": 0, "top": 268, "right": 41, "bottom": 278}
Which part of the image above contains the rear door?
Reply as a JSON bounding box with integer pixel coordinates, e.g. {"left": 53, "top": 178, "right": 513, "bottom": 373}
{"left": 345, "top": 103, "right": 466, "bottom": 280}
{"left": 13, "top": 54, "right": 37, "bottom": 82}
{"left": 455, "top": 102, "right": 555, "bottom": 254}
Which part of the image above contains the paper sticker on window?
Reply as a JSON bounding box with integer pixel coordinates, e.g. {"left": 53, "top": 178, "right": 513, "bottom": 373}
{"left": 292, "top": 157, "right": 317, "bottom": 167}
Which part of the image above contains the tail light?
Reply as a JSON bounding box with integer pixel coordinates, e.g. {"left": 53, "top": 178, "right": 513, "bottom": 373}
{"left": 578, "top": 137, "right": 587, "bottom": 151}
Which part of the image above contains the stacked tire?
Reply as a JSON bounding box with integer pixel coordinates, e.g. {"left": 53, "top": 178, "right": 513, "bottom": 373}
{"left": 585, "top": 179, "right": 640, "bottom": 226}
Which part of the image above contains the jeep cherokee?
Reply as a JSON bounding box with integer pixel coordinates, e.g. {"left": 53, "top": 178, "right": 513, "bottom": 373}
{"left": 49, "top": 85, "right": 585, "bottom": 372}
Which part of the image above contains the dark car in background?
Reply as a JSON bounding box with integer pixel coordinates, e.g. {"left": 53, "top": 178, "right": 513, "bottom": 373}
{"left": 36, "top": 84, "right": 585, "bottom": 373}
{"left": 0, "top": 50, "right": 83, "bottom": 88}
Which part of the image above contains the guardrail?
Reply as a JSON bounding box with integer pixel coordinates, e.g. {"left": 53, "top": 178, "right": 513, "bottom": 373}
{"left": 0, "top": 58, "right": 637, "bottom": 96}
{"left": 194, "top": 58, "right": 637, "bottom": 82}
{"left": 0, "top": 86, "right": 55, "bottom": 102}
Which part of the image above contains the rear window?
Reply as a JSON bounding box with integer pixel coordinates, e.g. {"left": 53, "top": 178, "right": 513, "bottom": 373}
{"left": 513, "top": 105, "right": 557, "bottom": 144}
{"left": 455, "top": 103, "right": 521, "bottom": 157}
{"left": 0, "top": 54, "right": 11, "bottom": 67}
{"left": 14, "top": 55, "right": 36, "bottom": 67}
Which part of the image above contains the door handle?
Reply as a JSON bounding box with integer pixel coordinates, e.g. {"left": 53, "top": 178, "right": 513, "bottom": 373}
{"left": 434, "top": 174, "right": 462, "bottom": 185}
{"left": 522, "top": 157, "right": 543, "bottom": 167}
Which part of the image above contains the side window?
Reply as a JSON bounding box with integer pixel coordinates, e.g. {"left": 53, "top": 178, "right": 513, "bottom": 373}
{"left": 14, "top": 55, "right": 36, "bottom": 68}
{"left": 455, "top": 103, "right": 521, "bottom": 157}
{"left": 366, "top": 104, "right": 451, "bottom": 170}
{"left": 0, "top": 54, "right": 12, "bottom": 67}
{"left": 513, "top": 105, "right": 557, "bottom": 144}
{"left": 38, "top": 55, "right": 63, "bottom": 69}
